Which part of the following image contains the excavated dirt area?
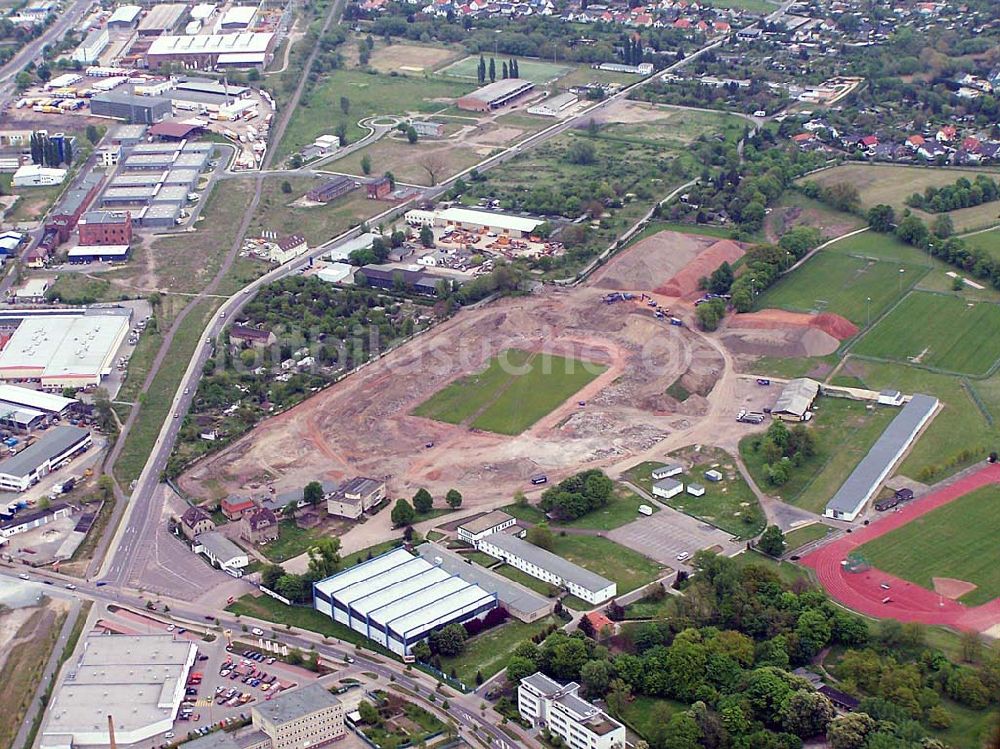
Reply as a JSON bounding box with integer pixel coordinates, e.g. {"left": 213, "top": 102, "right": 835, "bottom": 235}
{"left": 721, "top": 326, "right": 840, "bottom": 359}
{"left": 590, "top": 230, "right": 714, "bottom": 291}
{"left": 726, "top": 309, "right": 859, "bottom": 340}
{"left": 655, "top": 239, "right": 746, "bottom": 299}
{"left": 180, "top": 285, "right": 724, "bottom": 506}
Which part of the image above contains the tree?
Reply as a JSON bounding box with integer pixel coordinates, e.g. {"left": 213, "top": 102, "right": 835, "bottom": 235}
{"left": 526, "top": 522, "right": 555, "bottom": 551}
{"left": 707, "top": 261, "right": 734, "bottom": 294}
{"left": 489, "top": 57, "right": 496, "bottom": 82}
{"left": 391, "top": 499, "right": 415, "bottom": 527}
{"left": 695, "top": 298, "right": 726, "bottom": 331}
{"left": 867, "top": 204, "right": 895, "bottom": 232}
{"left": 275, "top": 574, "right": 309, "bottom": 602}
{"left": 780, "top": 690, "right": 835, "bottom": 739}
{"left": 821, "top": 182, "right": 861, "bottom": 213}
{"left": 826, "top": 713, "right": 876, "bottom": 749}
{"left": 656, "top": 711, "right": 702, "bottom": 749}
{"left": 340, "top": 96, "right": 350, "bottom": 115}
{"left": 261, "top": 564, "right": 285, "bottom": 590}
{"left": 412, "top": 640, "right": 432, "bottom": 662}
{"left": 932, "top": 213, "right": 954, "bottom": 238}
{"left": 413, "top": 488, "right": 433, "bottom": 514}
{"left": 384, "top": 171, "right": 395, "bottom": 190}
{"left": 419, "top": 225, "right": 434, "bottom": 247}
{"left": 758, "top": 525, "right": 786, "bottom": 557}
{"left": 281, "top": 180, "right": 293, "bottom": 194}
{"left": 430, "top": 623, "right": 466, "bottom": 656}
{"left": 506, "top": 656, "right": 537, "bottom": 684}
{"left": 896, "top": 214, "right": 929, "bottom": 247}
{"left": 477, "top": 54, "right": 486, "bottom": 84}
{"left": 502, "top": 61, "right": 508, "bottom": 79}
{"left": 303, "top": 481, "right": 324, "bottom": 506}
{"left": 418, "top": 152, "right": 448, "bottom": 186}
{"left": 406, "top": 126, "right": 418, "bottom": 144}
{"left": 580, "top": 660, "right": 611, "bottom": 699}
{"left": 307, "top": 537, "right": 341, "bottom": 579}
{"left": 335, "top": 122, "right": 348, "bottom": 147}
{"left": 445, "top": 489, "right": 463, "bottom": 509}
{"left": 565, "top": 139, "right": 597, "bottom": 165}
{"left": 360, "top": 153, "right": 372, "bottom": 175}
{"left": 85, "top": 124, "right": 100, "bottom": 145}
{"left": 358, "top": 700, "right": 380, "bottom": 725}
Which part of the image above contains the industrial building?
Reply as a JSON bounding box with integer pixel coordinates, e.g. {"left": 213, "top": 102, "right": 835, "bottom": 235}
{"left": 183, "top": 684, "right": 345, "bottom": 749}
{"left": 824, "top": 394, "right": 938, "bottom": 522}
{"left": 107, "top": 4, "right": 142, "bottom": 30}
{"left": 45, "top": 171, "right": 105, "bottom": 245}
{"left": 772, "top": 377, "right": 820, "bottom": 421}
{"left": 457, "top": 509, "right": 516, "bottom": 544}
{"left": 518, "top": 672, "right": 626, "bottom": 749}
{"left": 415, "top": 543, "right": 551, "bottom": 622}
{"left": 219, "top": 4, "right": 256, "bottom": 30}
{"left": 39, "top": 634, "right": 197, "bottom": 748}
{"left": 306, "top": 175, "right": 355, "bottom": 203}
{"left": 146, "top": 32, "right": 276, "bottom": 69}
{"left": 192, "top": 530, "right": 249, "bottom": 575}
{"left": 404, "top": 206, "right": 545, "bottom": 238}
{"left": 476, "top": 532, "right": 617, "bottom": 604}
{"left": 137, "top": 3, "right": 187, "bottom": 36}
{"left": 456, "top": 78, "right": 536, "bottom": 111}
{"left": 78, "top": 210, "right": 132, "bottom": 246}
{"left": 12, "top": 163, "right": 66, "bottom": 187}
{"left": 0, "top": 502, "right": 70, "bottom": 537}
{"left": 67, "top": 244, "right": 131, "bottom": 263}
{"left": 110, "top": 123, "right": 148, "bottom": 146}
{"left": 325, "top": 476, "right": 386, "bottom": 519}
{"left": 91, "top": 92, "right": 173, "bottom": 124}
{"left": 527, "top": 92, "right": 578, "bottom": 117}
{"left": 0, "top": 384, "right": 77, "bottom": 430}
{"left": 0, "top": 426, "right": 92, "bottom": 492}
{"left": 313, "top": 546, "right": 498, "bottom": 656}
{"left": 0, "top": 311, "right": 130, "bottom": 389}
{"left": 72, "top": 27, "right": 109, "bottom": 64}
{"left": 356, "top": 265, "right": 451, "bottom": 296}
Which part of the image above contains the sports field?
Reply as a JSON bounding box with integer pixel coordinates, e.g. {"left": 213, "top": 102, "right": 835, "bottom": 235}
{"left": 958, "top": 228, "right": 1000, "bottom": 262}
{"left": 857, "top": 485, "right": 1000, "bottom": 605}
{"left": 754, "top": 251, "right": 926, "bottom": 325}
{"left": 853, "top": 291, "right": 1000, "bottom": 376}
{"left": 412, "top": 349, "right": 606, "bottom": 435}
{"left": 439, "top": 55, "right": 572, "bottom": 85}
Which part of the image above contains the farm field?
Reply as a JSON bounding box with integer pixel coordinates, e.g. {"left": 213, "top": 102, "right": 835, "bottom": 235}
{"left": 804, "top": 164, "right": 1000, "bottom": 232}
{"left": 412, "top": 349, "right": 606, "bottom": 435}
{"left": 275, "top": 69, "right": 475, "bottom": 160}
{"left": 754, "top": 251, "right": 927, "bottom": 325}
{"left": 740, "top": 397, "right": 897, "bottom": 514}
{"left": 853, "top": 291, "right": 1000, "bottom": 376}
{"left": 439, "top": 55, "right": 571, "bottom": 84}
{"left": 248, "top": 177, "right": 383, "bottom": 246}
{"left": 328, "top": 136, "right": 484, "bottom": 186}
{"left": 858, "top": 485, "right": 1000, "bottom": 605}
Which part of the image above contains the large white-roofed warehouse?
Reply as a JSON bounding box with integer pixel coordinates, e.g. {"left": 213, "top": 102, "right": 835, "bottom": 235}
{"left": 312, "top": 546, "right": 498, "bottom": 656}
{"left": 404, "top": 207, "right": 545, "bottom": 238}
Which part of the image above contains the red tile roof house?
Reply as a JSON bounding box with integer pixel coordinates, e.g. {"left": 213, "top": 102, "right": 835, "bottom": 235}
{"left": 906, "top": 134, "right": 926, "bottom": 149}
{"left": 583, "top": 611, "right": 618, "bottom": 638}
{"left": 221, "top": 496, "right": 256, "bottom": 521}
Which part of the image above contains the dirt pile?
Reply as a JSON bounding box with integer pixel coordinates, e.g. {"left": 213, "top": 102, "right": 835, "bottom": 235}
{"left": 721, "top": 326, "right": 840, "bottom": 358}
{"left": 655, "top": 239, "right": 746, "bottom": 299}
{"left": 590, "top": 231, "right": 712, "bottom": 291}
{"left": 727, "top": 309, "right": 858, "bottom": 340}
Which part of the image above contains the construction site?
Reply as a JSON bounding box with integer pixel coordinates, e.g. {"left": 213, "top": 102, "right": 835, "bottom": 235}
{"left": 178, "top": 229, "right": 845, "bottom": 516}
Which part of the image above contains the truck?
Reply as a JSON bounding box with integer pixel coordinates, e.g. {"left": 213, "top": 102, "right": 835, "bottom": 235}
{"left": 669, "top": 317, "right": 684, "bottom": 327}
{"left": 638, "top": 504, "right": 653, "bottom": 516}
{"left": 530, "top": 473, "right": 548, "bottom": 485}
{"left": 736, "top": 409, "right": 765, "bottom": 424}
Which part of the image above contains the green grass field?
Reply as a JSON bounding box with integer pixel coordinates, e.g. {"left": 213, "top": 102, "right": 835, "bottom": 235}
{"left": 755, "top": 251, "right": 927, "bottom": 325}
{"left": 853, "top": 291, "right": 1000, "bottom": 376}
{"left": 783, "top": 523, "right": 834, "bottom": 552}
{"left": 548, "top": 535, "right": 666, "bottom": 594}
{"left": 959, "top": 228, "right": 1000, "bottom": 262}
{"left": 276, "top": 69, "right": 475, "bottom": 161}
{"left": 439, "top": 55, "right": 571, "bottom": 84}
{"left": 858, "top": 485, "right": 1000, "bottom": 605}
{"left": 438, "top": 615, "right": 558, "bottom": 687}
{"left": 412, "top": 349, "right": 606, "bottom": 435}
{"left": 740, "top": 397, "right": 897, "bottom": 514}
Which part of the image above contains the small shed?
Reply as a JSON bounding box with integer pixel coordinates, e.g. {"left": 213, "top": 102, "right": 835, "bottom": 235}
{"left": 686, "top": 483, "right": 705, "bottom": 497}
{"left": 651, "top": 463, "right": 683, "bottom": 480}
{"left": 877, "top": 389, "right": 905, "bottom": 407}
{"left": 652, "top": 477, "right": 683, "bottom": 500}
{"left": 704, "top": 469, "right": 723, "bottom": 482}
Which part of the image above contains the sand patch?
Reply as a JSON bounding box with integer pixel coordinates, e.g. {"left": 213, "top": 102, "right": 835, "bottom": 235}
{"left": 721, "top": 326, "right": 839, "bottom": 358}
{"left": 933, "top": 577, "right": 978, "bottom": 600}
{"left": 591, "top": 230, "right": 714, "bottom": 291}
{"left": 467, "top": 126, "right": 525, "bottom": 146}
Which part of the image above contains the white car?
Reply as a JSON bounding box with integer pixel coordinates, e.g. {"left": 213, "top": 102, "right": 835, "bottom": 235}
{"left": 18, "top": 573, "right": 29, "bottom": 580}
{"left": 675, "top": 551, "right": 690, "bottom": 562}
{"left": 165, "top": 732, "right": 175, "bottom": 739}
{"left": 184, "top": 387, "right": 190, "bottom": 395}
{"left": 251, "top": 627, "right": 264, "bottom": 636}
{"left": 65, "top": 583, "right": 77, "bottom": 590}
{"left": 166, "top": 624, "right": 176, "bottom": 632}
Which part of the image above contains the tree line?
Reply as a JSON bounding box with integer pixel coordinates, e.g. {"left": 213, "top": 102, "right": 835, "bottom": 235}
{"left": 905, "top": 175, "right": 1000, "bottom": 214}
{"left": 477, "top": 54, "right": 520, "bottom": 84}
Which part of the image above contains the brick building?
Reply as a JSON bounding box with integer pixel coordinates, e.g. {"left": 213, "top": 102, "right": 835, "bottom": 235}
{"left": 78, "top": 211, "right": 132, "bottom": 246}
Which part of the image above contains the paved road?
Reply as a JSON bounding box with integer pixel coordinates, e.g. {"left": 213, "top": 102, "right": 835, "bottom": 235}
{"left": 0, "top": 0, "right": 94, "bottom": 95}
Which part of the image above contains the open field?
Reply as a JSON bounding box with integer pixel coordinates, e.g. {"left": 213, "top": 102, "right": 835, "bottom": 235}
{"left": 804, "top": 164, "right": 1000, "bottom": 232}
{"left": 249, "top": 177, "right": 383, "bottom": 246}
{"left": 625, "top": 448, "right": 765, "bottom": 538}
{"left": 740, "top": 397, "right": 897, "bottom": 514}
{"left": 439, "top": 615, "right": 558, "bottom": 687}
{"left": 276, "top": 69, "right": 475, "bottom": 160}
{"left": 701, "top": 0, "right": 777, "bottom": 10}
{"left": 329, "top": 136, "right": 485, "bottom": 187}
{"left": 556, "top": 66, "right": 640, "bottom": 89}
{"left": 548, "top": 534, "right": 666, "bottom": 594}
{"left": 596, "top": 105, "right": 746, "bottom": 149}
{"left": 731, "top": 549, "right": 813, "bottom": 585}
{"left": 413, "top": 349, "right": 607, "bottom": 436}
{"left": 439, "top": 55, "right": 571, "bottom": 84}
{"left": 783, "top": 523, "right": 833, "bottom": 552}
{"left": 755, "top": 251, "right": 927, "bottom": 325}
{"left": 858, "top": 485, "right": 1000, "bottom": 606}
{"left": 362, "top": 40, "right": 461, "bottom": 74}
{"left": 853, "top": 291, "right": 1000, "bottom": 376}
{"left": 765, "top": 191, "right": 866, "bottom": 242}
{"left": 1, "top": 175, "right": 64, "bottom": 224}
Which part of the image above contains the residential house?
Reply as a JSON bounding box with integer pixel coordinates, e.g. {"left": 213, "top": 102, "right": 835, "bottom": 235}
{"left": 326, "top": 477, "right": 386, "bottom": 519}
{"left": 229, "top": 325, "right": 276, "bottom": 348}
{"left": 240, "top": 506, "right": 279, "bottom": 544}
{"left": 220, "top": 495, "right": 256, "bottom": 521}
{"left": 180, "top": 505, "right": 214, "bottom": 539}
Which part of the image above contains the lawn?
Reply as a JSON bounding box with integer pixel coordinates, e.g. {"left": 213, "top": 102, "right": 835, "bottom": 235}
{"left": 413, "top": 349, "right": 606, "bottom": 435}
{"left": 804, "top": 164, "right": 1000, "bottom": 232}
{"left": 494, "top": 563, "right": 559, "bottom": 597}
{"left": 439, "top": 55, "right": 571, "bottom": 84}
{"left": 551, "top": 485, "right": 655, "bottom": 531}
{"left": 342, "top": 539, "right": 405, "bottom": 567}
{"left": 858, "top": 485, "right": 1000, "bottom": 605}
{"left": 259, "top": 520, "right": 327, "bottom": 563}
{"left": 618, "top": 696, "right": 685, "bottom": 741}
{"left": 548, "top": 534, "right": 666, "bottom": 594}
{"left": 501, "top": 501, "right": 548, "bottom": 525}
{"left": 2, "top": 174, "right": 65, "bottom": 224}
{"left": 853, "top": 291, "right": 1000, "bottom": 376}
{"left": 248, "top": 177, "right": 384, "bottom": 247}
{"left": 276, "top": 68, "right": 475, "bottom": 161}
{"left": 959, "top": 228, "right": 1000, "bottom": 263}
{"left": 627, "top": 448, "right": 764, "bottom": 538}
{"left": 783, "top": 522, "right": 834, "bottom": 552}
{"left": 825, "top": 230, "right": 935, "bottom": 266}
{"left": 625, "top": 592, "right": 677, "bottom": 619}
{"left": 438, "top": 615, "right": 558, "bottom": 687}
{"left": 755, "top": 250, "right": 927, "bottom": 326}
{"left": 740, "top": 397, "right": 897, "bottom": 514}
{"left": 731, "top": 550, "right": 813, "bottom": 586}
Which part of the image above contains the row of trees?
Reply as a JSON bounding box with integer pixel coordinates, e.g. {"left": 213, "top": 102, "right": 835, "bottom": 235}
{"left": 30, "top": 131, "right": 72, "bottom": 168}
{"left": 476, "top": 54, "right": 520, "bottom": 84}
{"left": 390, "top": 487, "right": 463, "bottom": 526}
{"left": 905, "top": 175, "right": 1000, "bottom": 214}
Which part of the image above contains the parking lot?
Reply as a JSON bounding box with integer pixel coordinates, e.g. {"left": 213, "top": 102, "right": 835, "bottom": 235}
{"left": 608, "top": 505, "right": 742, "bottom": 568}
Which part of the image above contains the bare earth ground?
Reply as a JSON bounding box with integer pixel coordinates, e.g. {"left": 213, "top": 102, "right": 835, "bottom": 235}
{"left": 180, "top": 230, "right": 809, "bottom": 562}
{"left": 933, "top": 577, "right": 978, "bottom": 600}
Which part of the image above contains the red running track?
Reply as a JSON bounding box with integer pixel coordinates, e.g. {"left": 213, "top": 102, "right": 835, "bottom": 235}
{"left": 801, "top": 463, "right": 1000, "bottom": 632}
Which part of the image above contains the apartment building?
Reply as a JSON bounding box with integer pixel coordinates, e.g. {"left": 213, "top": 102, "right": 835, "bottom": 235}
{"left": 518, "top": 672, "right": 625, "bottom": 749}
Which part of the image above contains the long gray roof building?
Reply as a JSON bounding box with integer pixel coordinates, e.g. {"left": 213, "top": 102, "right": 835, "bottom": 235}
{"left": 824, "top": 393, "right": 938, "bottom": 522}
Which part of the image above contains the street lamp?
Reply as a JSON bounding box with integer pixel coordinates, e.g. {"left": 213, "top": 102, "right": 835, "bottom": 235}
{"left": 866, "top": 296, "right": 871, "bottom": 328}
{"left": 898, "top": 268, "right": 905, "bottom": 293}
